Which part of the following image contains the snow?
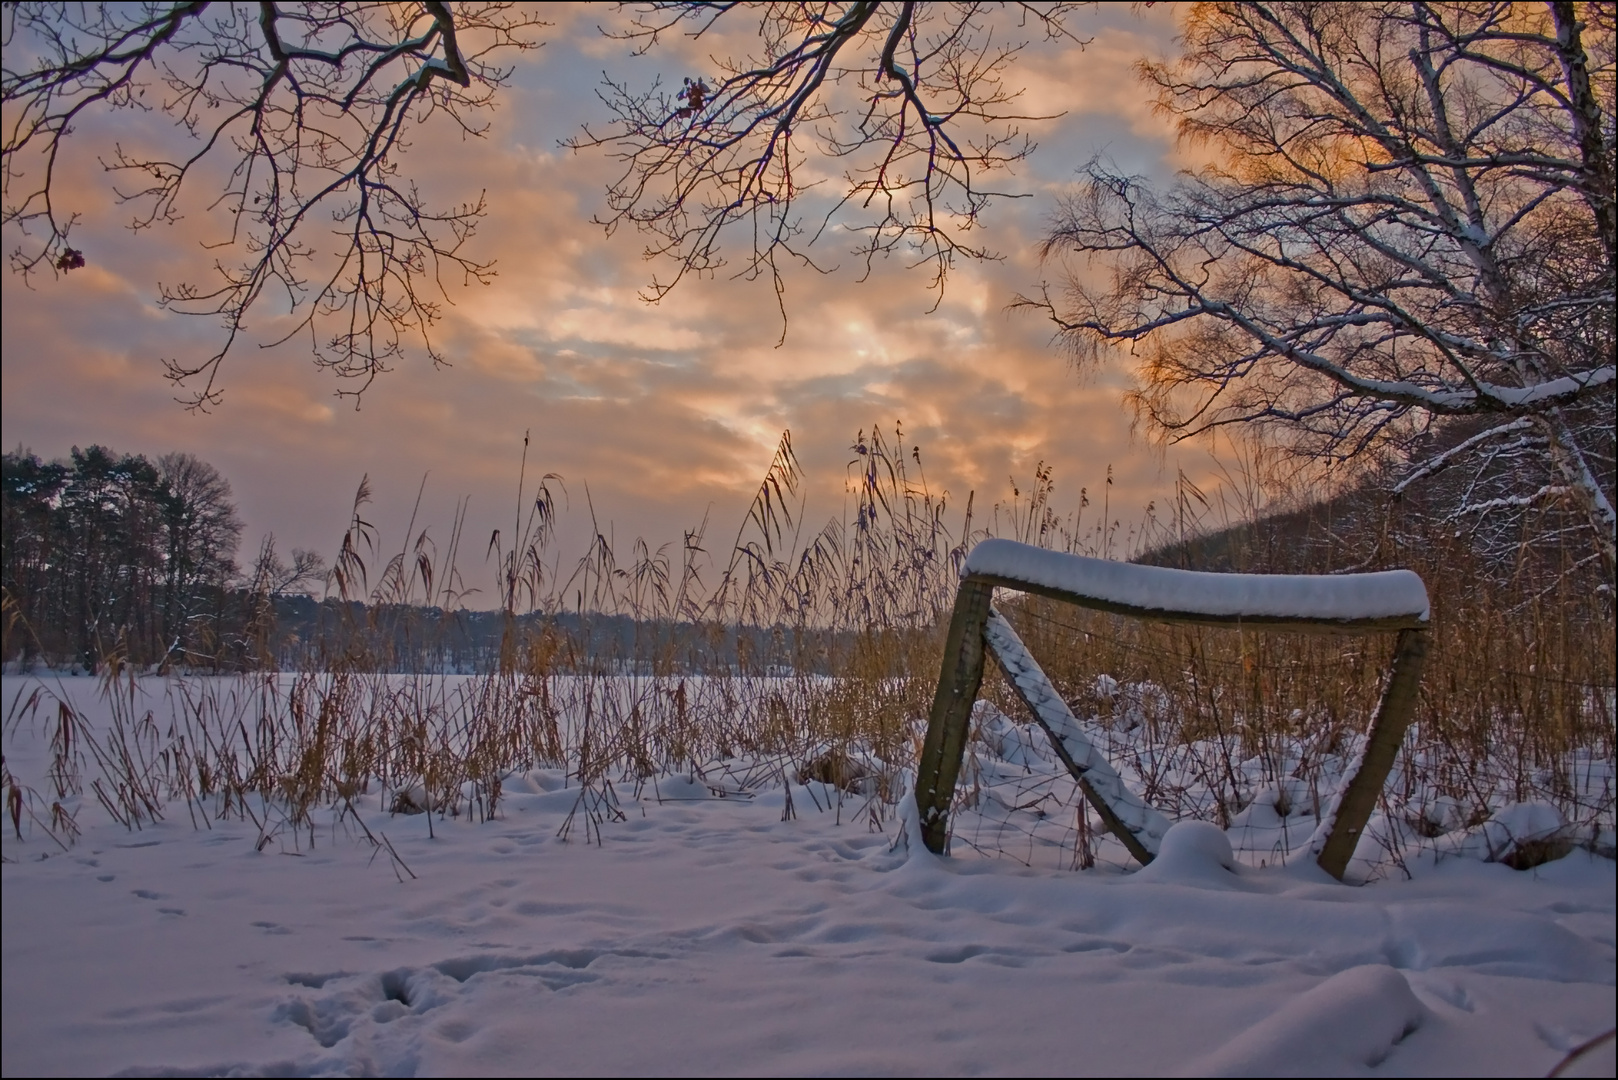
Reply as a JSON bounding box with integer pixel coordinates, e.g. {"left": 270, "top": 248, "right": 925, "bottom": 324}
{"left": 1134, "top": 820, "right": 1237, "bottom": 886}
{"left": 1426, "top": 801, "right": 1580, "bottom": 864}
{"left": 1555, "top": 1032, "right": 1618, "bottom": 1078}
{"left": 3, "top": 676, "right": 1614, "bottom": 1078}
{"left": 1302, "top": 727, "right": 1370, "bottom": 862}
{"left": 1180, "top": 964, "right": 1428, "bottom": 1077}
{"left": 1484, "top": 365, "right": 1615, "bottom": 408}
{"left": 1318, "top": 365, "right": 1614, "bottom": 414}
{"left": 965, "top": 683, "right": 1613, "bottom": 881}
{"left": 963, "top": 539, "right": 1431, "bottom": 623}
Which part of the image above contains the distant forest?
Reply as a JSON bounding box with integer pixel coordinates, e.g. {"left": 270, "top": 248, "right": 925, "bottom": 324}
{"left": 9, "top": 438, "right": 1601, "bottom": 676}
{"left": 1, "top": 446, "right": 840, "bottom": 674}
{"left": 3, "top": 445, "right": 267, "bottom": 670}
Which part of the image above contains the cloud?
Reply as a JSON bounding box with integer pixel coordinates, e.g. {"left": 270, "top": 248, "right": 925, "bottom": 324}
{"left": 2, "top": 6, "right": 1232, "bottom": 594}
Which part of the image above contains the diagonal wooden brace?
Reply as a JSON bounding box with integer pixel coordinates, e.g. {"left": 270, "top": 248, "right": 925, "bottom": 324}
{"left": 982, "top": 608, "right": 1168, "bottom": 865}
{"left": 1311, "top": 627, "right": 1430, "bottom": 880}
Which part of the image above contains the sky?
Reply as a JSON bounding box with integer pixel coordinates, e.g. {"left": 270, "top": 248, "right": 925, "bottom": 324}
{"left": 0, "top": 3, "right": 1231, "bottom": 599}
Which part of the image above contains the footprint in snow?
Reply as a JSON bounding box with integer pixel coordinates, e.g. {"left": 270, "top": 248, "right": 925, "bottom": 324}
{"left": 1547, "top": 900, "right": 1595, "bottom": 915}
{"left": 925, "top": 944, "right": 1032, "bottom": 967}
{"left": 285, "top": 972, "right": 348, "bottom": 989}
{"left": 1417, "top": 978, "right": 1474, "bottom": 1013}
{"left": 435, "top": 1018, "right": 477, "bottom": 1044}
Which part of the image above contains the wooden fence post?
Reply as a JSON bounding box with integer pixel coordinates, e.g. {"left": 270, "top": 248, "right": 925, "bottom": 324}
{"left": 916, "top": 578, "right": 994, "bottom": 854}
{"left": 1315, "top": 627, "right": 1430, "bottom": 880}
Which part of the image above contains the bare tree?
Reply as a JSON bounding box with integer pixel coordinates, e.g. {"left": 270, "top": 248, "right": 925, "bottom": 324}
{"left": 155, "top": 451, "right": 242, "bottom": 658}
{"left": 157, "top": 451, "right": 241, "bottom": 585}
{"left": 2, "top": 2, "right": 546, "bottom": 406}
{"left": 1029, "top": 2, "right": 1615, "bottom": 580}
{"left": 245, "top": 532, "right": 325, "bottom": 597}
{"left": 567, "top": 2, "right": 1087, "bottom": 330}
{"left": 4, "top": 3, "right": 1087, "bottom": 394}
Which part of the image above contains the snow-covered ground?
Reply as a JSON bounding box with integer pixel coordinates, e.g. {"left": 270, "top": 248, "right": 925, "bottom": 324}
{"left": 3, "top": 676, "right": 1614, "bottom": 1077}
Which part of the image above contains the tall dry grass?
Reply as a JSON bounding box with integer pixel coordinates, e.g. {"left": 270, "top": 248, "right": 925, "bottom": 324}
{"left": 3, "top": 426, "right": 1612, "bottom": 875}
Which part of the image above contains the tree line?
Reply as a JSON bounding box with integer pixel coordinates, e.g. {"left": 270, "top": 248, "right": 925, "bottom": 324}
{"left": 1, "top": 445, "right": 260, "bottom": 669}
{"left": 0, "top": 441, "right": 869, "bottom": 675}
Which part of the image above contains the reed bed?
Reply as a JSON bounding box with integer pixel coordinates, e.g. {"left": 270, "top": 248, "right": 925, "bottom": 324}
{"left": 4, "top": 428, "right": 1613, "bottom": 878}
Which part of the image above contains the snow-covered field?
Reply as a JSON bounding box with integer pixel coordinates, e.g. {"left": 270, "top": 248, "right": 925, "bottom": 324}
{"left": 3, "top": 676, "right": 1614, "bottom": 1077}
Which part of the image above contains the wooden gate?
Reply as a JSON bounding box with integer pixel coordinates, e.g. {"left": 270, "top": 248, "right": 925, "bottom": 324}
{"left": 915, "top": 539, "right": 1431, "bottom": 881}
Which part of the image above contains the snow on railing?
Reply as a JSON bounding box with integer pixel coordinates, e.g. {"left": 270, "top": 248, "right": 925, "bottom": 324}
{"left": 964, "top": 538, "right": 1429, "bottom": 628}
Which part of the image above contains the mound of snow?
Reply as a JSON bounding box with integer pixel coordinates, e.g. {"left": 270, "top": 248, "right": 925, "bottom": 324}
{"left": 1181, "top": 964, "right": 1427, "bottom": 1077}
{"left": 1133, "top": 820, "right": 1238, "bottom": 887}
{"left": 1430, "top": 800, "right": 1576, "bottom": 867}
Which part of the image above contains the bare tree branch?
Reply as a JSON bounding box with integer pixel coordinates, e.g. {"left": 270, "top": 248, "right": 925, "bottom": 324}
{"left": 2, "top": 2, "right": 546, "bottom": 407}
{"left": 566, "top": 2, "right": 1088, "bottom": 338}
{"left": 1027, "top": 2, "right": 1615, "bottom": 579}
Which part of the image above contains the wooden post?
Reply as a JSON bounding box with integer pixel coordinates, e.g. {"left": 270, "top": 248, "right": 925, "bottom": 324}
{"left": 1315, "top": 627, "right": 1429, "bottom": 880}
{"left": 916, "top": 578, "right": 994, "bottom": 854}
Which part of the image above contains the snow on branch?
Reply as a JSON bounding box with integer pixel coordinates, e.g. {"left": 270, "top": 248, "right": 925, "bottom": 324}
{"left": 1393, "top": 419, "right": 1535, "bottom": 493}
{"left": 1029, "top": 3, "right": 1614, "bottom": 580}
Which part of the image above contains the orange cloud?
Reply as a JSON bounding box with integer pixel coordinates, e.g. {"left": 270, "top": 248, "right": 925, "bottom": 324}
{"left": 3, "top": 5, "right": 1235, "bottom": 591}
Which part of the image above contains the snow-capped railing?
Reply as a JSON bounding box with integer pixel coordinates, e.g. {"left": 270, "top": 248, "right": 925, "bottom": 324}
{"left": 963, "top": 538, "right": 1430, "bottom": 630}
{"left": 915, "top": 539, "right": 1431, "bottom": 881}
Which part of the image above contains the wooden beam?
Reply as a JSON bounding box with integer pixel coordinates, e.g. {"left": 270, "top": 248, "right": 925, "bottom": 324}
{"left": 916, "top": 578, "right": 993, "bottom": 854}
{"left": 983, "top": 608, "right": 1167, "bottom": 866}
{"left": 1314, "top": 627, "right": 1430, "bottom": 880}
{"left": 963, "top": 571, "right": 1428, "bottom": 634}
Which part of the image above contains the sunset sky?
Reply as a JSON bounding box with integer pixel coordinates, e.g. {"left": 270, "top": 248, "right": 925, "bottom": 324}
{"left": 1, "top": 3, "right": 1229, "bottom": 596}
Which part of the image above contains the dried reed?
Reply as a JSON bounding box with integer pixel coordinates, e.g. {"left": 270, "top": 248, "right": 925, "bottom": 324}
{"left": 3, "top": 426, "right": 1611, "bottom": 878}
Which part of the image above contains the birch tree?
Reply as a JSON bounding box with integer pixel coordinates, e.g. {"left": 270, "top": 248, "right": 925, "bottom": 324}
{"left": 1031, "top": 2, "right": 1615, "bottom": 579}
